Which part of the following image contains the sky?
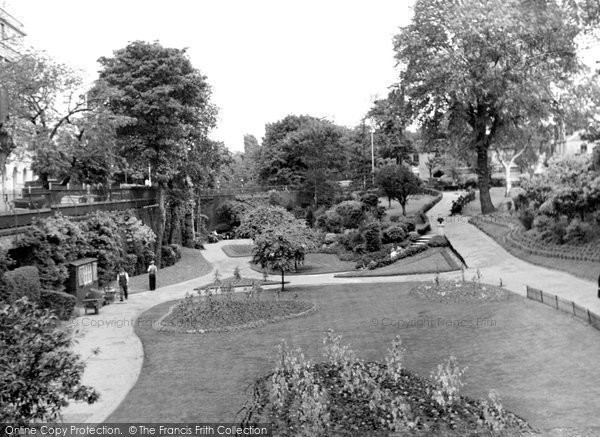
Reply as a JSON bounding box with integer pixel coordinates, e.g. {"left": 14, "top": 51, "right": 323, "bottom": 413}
{"left": 5, "top": 0, "right": 415, "bottom": 152}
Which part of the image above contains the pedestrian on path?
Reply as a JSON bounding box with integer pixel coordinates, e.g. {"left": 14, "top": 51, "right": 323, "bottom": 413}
{"left": 117, "top": 268, "right": 129, "bottom": 301}
{"left": 598, "top": 271, "right": 600, "bottom": 299}
{"left": 148, "top": 261, "right": 157, "bottom": 290}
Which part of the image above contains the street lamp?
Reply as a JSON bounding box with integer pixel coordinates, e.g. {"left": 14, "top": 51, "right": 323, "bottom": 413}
{"left": 367, "top": 119, "right": 376, "bottom": 186}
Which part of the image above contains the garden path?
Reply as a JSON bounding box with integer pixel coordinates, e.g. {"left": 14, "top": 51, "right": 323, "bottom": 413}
{"left": 61, "top": 192, "right": 599, "bottom": 423}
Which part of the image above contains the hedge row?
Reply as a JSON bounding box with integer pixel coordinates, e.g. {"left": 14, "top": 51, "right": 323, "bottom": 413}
{"left": 39, "top": 290, "right": 76, "bottom": 320}
{"left": 505, "top": 228, "right": 600, "bottom": 262}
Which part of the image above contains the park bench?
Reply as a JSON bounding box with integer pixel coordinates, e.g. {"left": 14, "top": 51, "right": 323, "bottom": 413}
{"left": 83, "top": 290, "right": 104, "bottom": 315}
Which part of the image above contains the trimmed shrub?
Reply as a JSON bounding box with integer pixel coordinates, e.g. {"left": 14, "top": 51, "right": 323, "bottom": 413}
{"left": 564, "top": 219, "right": 594, "bottom": 245}
{"left": 389, "top": 215, "right": 400, "bottom": 223}
{"left": 161, "top": 246, "right": 178, "bottom": 267}
{"left": 335, "top": 201, "right": 366, "bottom": 229}
{"left": 532, "top": 214, "right": 553, "bottom": 234}
{"left": 338, "top": 230, "right": 365, "bottom": 252}
{"left": 3, "top": 267, "right": 41, "bottom": 303}
{"left": 395, "top": 216, "right": 416, "bottom": 233}
{"left": 427, "top": 235, "right": 449, "bottom": 247}
{"left": 39, "top": 290, "right": 76, "bottom": 320}
{"left": 359, "top": 191, "right": 379, "bottom": 209}
{"left": 416, "top": 223, "right": 432, "bottom": 235}
{"left": 407, "top": 231, "right": 421, "bottom": 242}
{"left": 518, "top": 208, "right": 535, "bottom": 230}
{"left": 382, "top": 225, "right": 407, "bottom": 244}
{"left": 362, "top": 222, "right": 382, "bottom": 252}
{"left": 170, "top": 244, "right": 182, "bottom": 262}
{"left": 317, "top": 210, "right": 343, "bottom": 233}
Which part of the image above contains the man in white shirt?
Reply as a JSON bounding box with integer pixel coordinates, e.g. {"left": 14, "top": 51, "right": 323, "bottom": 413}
{"left": 117, "top": 268, "right": 129, "bottom": 301}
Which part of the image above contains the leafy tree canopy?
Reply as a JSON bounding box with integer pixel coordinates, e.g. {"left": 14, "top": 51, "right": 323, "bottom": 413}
{"left": 0, "top": 298, "right": 98, "bottom": 425}
{"left": 394, "top": 0, "right": 585, "bottom": 213}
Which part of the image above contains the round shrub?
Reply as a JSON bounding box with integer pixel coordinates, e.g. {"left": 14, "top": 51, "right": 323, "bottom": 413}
{"left": 382, "top": 225, "right": 407, "bottom": 244}
{"left": 532, "top": 215, "right": 553, "bottom": 234}
{"left": 395, "top": 216, "right": 416, "bottom": 233}
{"left": 317, "top": 210, "right": 343, "bottom": 233}
{"left": 161, "top": 246, "right": 178, "bottom": 267}
{"left": 334, "top": 201, "right": 366, "bottom": 229}
{"left": 3, "top": 266, "right": 41, "bottom": 303}
{"left": 362, "top": 222, "right": 382, "bottom": 252}
{"left": 359, "top": 191, "right": 379, "bottom": 209}
{"left": 407, "top": 231, "right": 421, "bottom": 242}
{"left": 564, "top": 219, "right": 594, "bottom": 245}
{"left": 518, "top": 208, "right": 535, "bottom": 230}
{"left": 170, "top": 244, "right": 182, "bottom": 262}
{"left": 432, "top": 169, "right": 444, "bottom": 178}
{"left": 39, "top": 290, "right": 76, "bottom": 320}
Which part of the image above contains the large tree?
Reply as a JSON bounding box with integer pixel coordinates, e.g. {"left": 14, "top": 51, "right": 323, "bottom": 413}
{"left": 394, "top": 0, "right": 585, "bottom": 213}
{"left": 0, "top": 51, "right": 89, "bottom": 186}
{"left": 256, "top": 115, "right": 355, "bottom": 205}
{"left": 94, "top": 41, "right": 217, "bottom": 265}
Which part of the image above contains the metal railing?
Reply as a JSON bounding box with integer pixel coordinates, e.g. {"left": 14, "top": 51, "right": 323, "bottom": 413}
{"left": 0, "top": 186, "right": 157, "bottom": 231}
{"left": 526, "top": 285, "right": 600, "bottom": 331}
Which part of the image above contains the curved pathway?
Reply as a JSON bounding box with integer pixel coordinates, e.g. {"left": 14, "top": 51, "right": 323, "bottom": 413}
{"left": 61, "top": 192, "right": 598, "bottom": 422}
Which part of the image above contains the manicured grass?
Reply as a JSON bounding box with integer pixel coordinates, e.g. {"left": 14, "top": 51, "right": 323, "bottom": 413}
{"left": 472, "top": 218, "right": 599, "bottom": 282}
{"left": 250, "top": 252, "right": 355, "bottom": 275}
{"left": 125, "top": 247, "right": 212, "bottom": 294}
{"left": 108, "top": 282, "right": 600, "bottom": 433}
{"left": 335, "top": 247, "right": 460, "bottom": 278}
{"left": 222, "top": 244, "right": 254, "bottom": 257}
{"left": 383, "top": 194, "right": 437, "bottom": 219}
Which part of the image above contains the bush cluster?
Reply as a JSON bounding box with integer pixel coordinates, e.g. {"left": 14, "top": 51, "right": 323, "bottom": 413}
{"left": 39, "top": 290, "right": 77, "bottom": 320}
{"left": 3, "top": 267, "right": 41, "bottom": 303}
{"left": 8, "top": 211, "right": 157, "bottom": 293}
{"left": 161, "top": 244, "right": 183, "bottom": 267}
{"left": 355, "top": 244, "right": 427, "bottom": 270}
{"left": 450, "top": 190, "right": 476, "bottom": 215}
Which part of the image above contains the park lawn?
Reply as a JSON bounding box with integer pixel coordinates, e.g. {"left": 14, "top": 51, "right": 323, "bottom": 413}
{"left": 250, "top": 252, "right": 355, "bottom": 275}
{"left": 221, "top": 244, "right": 254, "bottom": 258}
{"left": 382, "top": 194, "right": 437, "bottom": 219}
{"left": 107, "top": 282, "right": 600, "bottom": 433}
{"left": 472, "top": 218, "right": 599, "bottom": 282}
{"left": 335, "top": 247, "right": 461, "bottom": 278}
{"left": 125, "top": 247, "right": 212, "bottom": 294}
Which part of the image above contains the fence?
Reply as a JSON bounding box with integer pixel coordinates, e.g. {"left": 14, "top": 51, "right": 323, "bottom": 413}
{"left": 526, "top": 285, "right": 600, "bottom": 331}
{"left": 0, "top": 187, "right": 157, "bottom": 231}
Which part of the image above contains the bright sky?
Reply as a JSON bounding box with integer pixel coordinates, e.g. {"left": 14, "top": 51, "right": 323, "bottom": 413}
{"left": 6, "top": 0, "right": 414, "bottom": 152}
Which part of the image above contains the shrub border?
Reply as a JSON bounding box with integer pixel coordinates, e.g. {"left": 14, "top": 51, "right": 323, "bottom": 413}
{"left": 154, "top": 300, "right": 319, "bottom": 334}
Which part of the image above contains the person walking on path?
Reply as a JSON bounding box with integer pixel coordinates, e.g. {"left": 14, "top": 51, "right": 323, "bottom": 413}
{"left": 117, "top": 268, "right": 129, "bottom": 301}
{"left": 598, "top": 272, "right": 600, "bottom": 299}
{"left": 148, "top": 261, "right": 157, "bottom": 290}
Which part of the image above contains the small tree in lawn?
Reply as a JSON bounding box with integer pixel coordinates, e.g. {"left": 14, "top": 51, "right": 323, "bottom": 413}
{"left": 252, "top": 228, "right": 305, "bottom": 294}
{"left": 0, "top": 298, "right": 99, "bottom": 424}
{"left": 375, "top": 164, "right": 420, "bottom": 215}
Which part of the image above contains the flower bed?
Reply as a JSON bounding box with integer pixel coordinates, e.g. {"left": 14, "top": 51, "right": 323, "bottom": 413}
{"left": 241, "top": 332, "right": 532, "bottom": 436}
{"left": 410, "top": 280, "right": 510, "bottom": 303}
{"left": 195, "top": 276, "right": 282, "bottom": 290}
{"left": 221, "top": 244, "right": 254, "bottom": 257}
{"left": 156, "top": 294, "right": 317, "bottom": 334}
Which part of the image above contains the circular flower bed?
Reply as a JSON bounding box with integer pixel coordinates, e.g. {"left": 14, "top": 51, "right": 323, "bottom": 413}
{"left": 156, "top": 294, "right": 317, "bottom": 334}
{"left": 410, "top": 280, "right": 510, "bottom": 303}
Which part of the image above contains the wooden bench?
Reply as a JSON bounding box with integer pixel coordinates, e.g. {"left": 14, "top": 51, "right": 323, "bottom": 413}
{"left": 82, "top": 298, "right": 103, "bottom": 315}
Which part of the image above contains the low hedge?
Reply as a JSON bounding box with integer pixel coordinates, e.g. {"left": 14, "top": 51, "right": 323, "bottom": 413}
{"left": 505, "top": 228, "right": 600, "bottom": 262}
{"left": 3, "top": 266, "right": 41, "bottom": 303}
{"left": 39, "top": 290, "right": 76, "bottom": 320}
{"left": 355, "top": 244, "right": 428, "bottom": 270}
